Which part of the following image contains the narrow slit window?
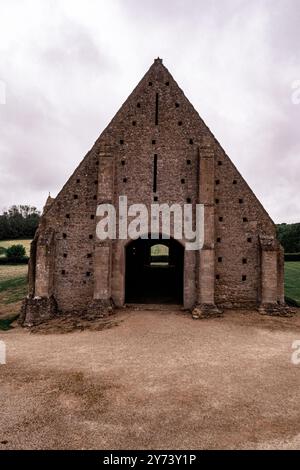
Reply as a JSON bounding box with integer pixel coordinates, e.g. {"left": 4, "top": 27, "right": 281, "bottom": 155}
{"left": 155, "top": 93, "right": 159, "bottom": 125}
{"left": 153, "top": 154, "right": 158, "bottom": 193}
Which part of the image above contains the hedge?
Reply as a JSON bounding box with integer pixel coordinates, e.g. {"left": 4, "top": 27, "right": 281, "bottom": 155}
{"left": 284, "top": 253, "right": 300, "bottom": 262}
{"left": 0, "top": 257, "right": 29, "bottom": 265}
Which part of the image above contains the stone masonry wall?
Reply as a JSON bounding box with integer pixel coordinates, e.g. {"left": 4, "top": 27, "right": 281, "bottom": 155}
{"left": 30, "top": 59, "right": 281, "bottom": 313}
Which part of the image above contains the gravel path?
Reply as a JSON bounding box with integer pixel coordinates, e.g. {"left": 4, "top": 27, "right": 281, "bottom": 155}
{"left": 0, "top": 309, "right": 300, "bottom": 449}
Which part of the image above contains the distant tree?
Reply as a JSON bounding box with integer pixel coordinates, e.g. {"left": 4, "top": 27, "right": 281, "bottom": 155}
{"left": 6, "top": 244, "right": 26, "bottom": 260}
{"left": 277, "top": 223, "right": 300, "bottom": 253}
{"left": 0, "top": 213, "right": 9, "bottom": 240}
{"left": 0, "top": 205, "right": 40, "bottom": 240}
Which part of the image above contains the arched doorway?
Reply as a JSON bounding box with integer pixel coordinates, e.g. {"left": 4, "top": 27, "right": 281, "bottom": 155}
{"left": 125, "top": 236, "right": 184, "bottom": 304}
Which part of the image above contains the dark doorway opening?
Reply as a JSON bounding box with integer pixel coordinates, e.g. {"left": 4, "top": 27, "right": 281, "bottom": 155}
{"left": 125, "top": 236, "right": 184, "bottom": 304}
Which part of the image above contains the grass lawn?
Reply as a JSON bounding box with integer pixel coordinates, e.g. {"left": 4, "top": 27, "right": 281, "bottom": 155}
{"left": 285, "top": 261, "right": 300, "bottom": 306}
{"left": 0, "top": 264, "right": 28, "bottom": 327}
{"left": 0, "top": 239, "right": 32, "bottom": 257}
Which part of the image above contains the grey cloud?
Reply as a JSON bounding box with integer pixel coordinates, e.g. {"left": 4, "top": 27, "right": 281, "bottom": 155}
{"left": 40, "top": 19, "right": 115, "bottom": 74}
{"left": 0, "top": 0, "right": 299, "bottom": 222}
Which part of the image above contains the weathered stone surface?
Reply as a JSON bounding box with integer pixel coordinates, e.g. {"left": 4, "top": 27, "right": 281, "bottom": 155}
{"left": 19, "top": 296, "right": 58, "bottom": 326}
{"left": 86, "top": 299, "right": 114, "bottom": 319}
{"left": 192, "top": 303, "right": 223, "bottom": 319}
{"left": 258, "top": 303, "right": 294, "bottom": 317}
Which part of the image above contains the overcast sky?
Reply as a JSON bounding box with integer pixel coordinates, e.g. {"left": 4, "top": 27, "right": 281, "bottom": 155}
{"left": 0, "top": 0, "right": 299, "bottom": 222}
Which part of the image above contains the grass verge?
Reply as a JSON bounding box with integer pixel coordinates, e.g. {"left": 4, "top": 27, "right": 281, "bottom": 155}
{"left": 285, "top": 261, "right": 300, "bottom": 306}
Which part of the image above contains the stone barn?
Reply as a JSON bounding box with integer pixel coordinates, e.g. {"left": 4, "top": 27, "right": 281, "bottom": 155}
{"left": 20, "top": 58, "right": 288, "bottom": 325}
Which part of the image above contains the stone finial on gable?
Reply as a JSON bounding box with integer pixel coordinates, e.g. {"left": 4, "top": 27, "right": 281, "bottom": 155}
{"left": 154, "top": 57, "right": 163, "bottom": 64}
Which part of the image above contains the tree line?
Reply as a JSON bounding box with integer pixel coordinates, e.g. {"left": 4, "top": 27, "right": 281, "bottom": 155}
{"left": 276, "top": 223, "right": 300, "bottom": 253}
{"left": 0, "top": 205, "right": 41, "bottom": 240}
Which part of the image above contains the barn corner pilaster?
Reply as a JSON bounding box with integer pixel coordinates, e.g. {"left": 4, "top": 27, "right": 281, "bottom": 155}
{"left": 89, "top": 145, "right": 115, "bottom": 317}
{"left": 192, "top": 138, "right": 222, "bottom": 319}
{"left": 258, "top": 235, "right": 292, "bottom": 317}
{"left": 19, "top": 225, "right": 58, "bottom": 326}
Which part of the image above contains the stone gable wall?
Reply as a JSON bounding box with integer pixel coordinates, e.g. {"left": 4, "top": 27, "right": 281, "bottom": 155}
{"left": 29, "top": 60, "right": 281, "bottom": 314}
